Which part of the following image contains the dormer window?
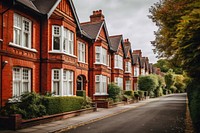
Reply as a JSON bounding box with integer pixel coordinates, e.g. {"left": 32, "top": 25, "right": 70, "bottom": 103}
{"left": 95, "top": 46, "right": 107, "bottom": 65}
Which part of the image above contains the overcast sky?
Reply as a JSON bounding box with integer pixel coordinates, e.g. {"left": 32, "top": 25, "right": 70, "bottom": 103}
{"left": 73, "top": 0, "right": 159, "bottom": 63}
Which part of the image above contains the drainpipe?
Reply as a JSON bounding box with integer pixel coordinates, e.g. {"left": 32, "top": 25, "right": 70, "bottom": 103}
{"left": 39, "top": 17, "right": 43, "bottom": 94}
{"left": 0, "top": 1, "right": 15, "bottom": 108}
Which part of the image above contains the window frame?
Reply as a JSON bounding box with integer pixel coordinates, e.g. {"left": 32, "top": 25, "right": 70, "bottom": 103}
{"left": 13, "top": 67, "right": 31, "bottom": 97}
{"left": 78, "top": 41, "right": 86, "bottom": 63}
{"left": 95, "top": 75, "right": 108, "bottom": 95}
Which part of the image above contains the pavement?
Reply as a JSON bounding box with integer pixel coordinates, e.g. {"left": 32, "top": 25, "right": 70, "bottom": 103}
{"left": 0, "top": 95, "right": 189, "bottom": 133}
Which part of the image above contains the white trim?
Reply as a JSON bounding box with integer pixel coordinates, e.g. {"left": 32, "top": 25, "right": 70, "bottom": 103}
{"left": 48, "top": 51, "right": 77, "bottom": 58}
{"left": 9, "top": 42, "right": 37, "bottom": 52}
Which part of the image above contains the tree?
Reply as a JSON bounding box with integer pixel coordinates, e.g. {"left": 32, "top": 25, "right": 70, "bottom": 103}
{"left": 164, "top": 69, "right": 175, "bottom": 90}
{"left": 149, "top": 0, "right": 200, "bottom": 131}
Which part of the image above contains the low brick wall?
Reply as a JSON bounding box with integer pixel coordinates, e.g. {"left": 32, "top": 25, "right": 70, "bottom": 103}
{"left": 0, "top": 106, "right": 97, "bottom": 130}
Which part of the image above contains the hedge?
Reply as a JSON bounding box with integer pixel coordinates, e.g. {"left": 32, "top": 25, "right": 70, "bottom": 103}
{"left": 43, "top": 96, "right": 85, "bottom": 115}
{"left": 76, "top": 90, "right": 86, "bottom": 99}
{"left": 124, "top": 91, "right": 134, "bottom": 96}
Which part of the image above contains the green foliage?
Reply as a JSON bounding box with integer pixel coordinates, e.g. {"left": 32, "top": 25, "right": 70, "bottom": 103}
{"left": 76, "top": 90, "right": 86, "bottom": 99}
{"left": 138, "top": 74, "right": 158, "bottom": 92}
{"left": 154, "top": 87, "right": 163, "bottom": 97}
{"left": 138, "top": 91, "right": 145, "bottom": 99}
{"left": 165, "top": 69, "right": 175, "bottom": 90}
{"left": 174, "top": 75, "right": 186, "bottom": 93}
{"left": 43, "top": 96, "right": 84, "bottom": 115}
{"left": 187, "top": 79, "right": 200, "bottom": 132}
{"left": 108, "top": 83, "right": 122, "bottom": 102}
{"left": 170, "top": 86, "right": 177, "bottom": 93}
{"left": 82, "top": 96, "right": 92, "bottom": 109}
{"left": 0, "top": 92, "right": 46, "bottom": 119}
{"left": 124, "top": 91, "right": 134, "bottom": 97}
{"left": 134, "top": 91, "right": 139, "bottom": 99}
{"left": 153, "top": 59, "right": 170, "bottom": 73}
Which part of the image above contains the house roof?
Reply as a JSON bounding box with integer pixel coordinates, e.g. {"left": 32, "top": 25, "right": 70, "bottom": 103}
{"left": 81, "top": 21, "right": 111, "bottom": 47}
{"left": 109, "top": 35, "right": 123, "bottom": 52}
{"left": 15, "top": 0, "right": 82, "bottom": 34}
{"left": 132, "top": 54, "right": 140, "bottom": 65}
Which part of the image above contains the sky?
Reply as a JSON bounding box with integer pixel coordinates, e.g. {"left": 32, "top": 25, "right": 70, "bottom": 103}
{"left": 73, "top": 0, "right": 160, "bottom": 64}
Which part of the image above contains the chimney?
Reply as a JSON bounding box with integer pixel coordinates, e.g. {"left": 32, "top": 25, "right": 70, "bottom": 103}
{"left": 133, "top": 50, "right": 142, "bottom": 57}
{"left": 90, "top": 10, "right": 105, "bottom": 22}
{"left": 124, "top": 38, "right": 130, "bottom": 47}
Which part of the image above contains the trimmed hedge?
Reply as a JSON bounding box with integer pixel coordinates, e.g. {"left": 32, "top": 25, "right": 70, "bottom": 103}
{"left": 76, "top": 90, "right": 86, "bottom": 99}
{"left": 124, "top": 91, "right": 134, "bottom": 96}
{"left": 43, "top": 96, "right": 85, "bottom": 115}
{"left": 138, "top": 90, "right": 144, "bottom": 99}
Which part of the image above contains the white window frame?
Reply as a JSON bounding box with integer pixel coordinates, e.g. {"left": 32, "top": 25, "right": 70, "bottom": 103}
{"left": 95, "top": 75, "right": 108, "bottom": 95}
{"left": 125, "top": 62, "right": 132, "bottom": 73}
{"left": 115, "top": 77, "right": 123, "bottom": 89}
{"left": 114, "top": 55, "right": 123, "bottom": 69}
{"left": 78, "top": 41, "right": 86, "bottom": 63}
{"left": 95, "top": 46, "right": 107, "bottom": 65}
{"left": 51, "top": 25, "right": 74, "bottom": 56}
{"left": 13, "top": 67, "right": 31, "bottom": 97}
{"left": 13, "top": 13, "right": 32, "bottom": 49}
{"left": 134, "top": 67, "right": 139, "bottom": 77}
{"left": 52, "top": 69, "right": 74, "bottom": 96}
{"left": 125, "top": 80, "right": 131, "bottom": 91}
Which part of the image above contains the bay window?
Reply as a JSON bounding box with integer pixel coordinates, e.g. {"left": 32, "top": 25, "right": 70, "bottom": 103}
{"left": 13, "top": 67, "right": 31, "bottom": 97}
{"left": 52, "top": 25, "right": 74, "bottom": 55}
{"left": 134, "top": 67, "right": 139, "bottom": 77}
{"left": 78, "top": 41, "right": 86, "bottom": 63}
{"left": 125, "top": 62, "right": 131, "bottom": 73}
{"left": 52, "top": 69, "right": 74, "bottom": 96}
{"left": 125, "top": 80, "right": 131, "bottom": 91}
{"left": 95, "top": 75, "right": 107, "bottom": 95}
{"left": 115, "top": 77, "right": 123, "bottom": 89}
{"left": 114, "top": 55, "right": 123, "bottom": 69}
{"left": 95, "top": 46, "right": 107, "bottom": 65}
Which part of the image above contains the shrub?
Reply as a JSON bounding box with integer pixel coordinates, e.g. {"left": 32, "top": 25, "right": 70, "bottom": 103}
{"left": 165, "top": 69, "right": 175, "bottom": 90}
{"left": 0, "top": 92, "right": 46, "bottom": 119}
{"left": 144, "top": 91, "right": 148, "bottom": 97}
{"left": 163, "top": 89, "right": 168, "bottom": 95}
{"left": 134, "top": 91, "right": 139, "bottom": 99}
{"left": 138, "top": 74, "right": 158, "bottom": 93}
{"left": 76, "top": 90, "right": 86, "bottom": 99}
{"left": 138, "top": 90, "right": 144, "bottom": 99}
{"left": 108, "top": 83, "right": 122, "bottom": 102}
{"left": 124, "top": 91, "right": 134, "bottom": 97}
{"left": 43, "top": 96, "right": 84, "bottom": 115}
{"left": 170, "top": 86, "right": 177, "bottom": 93}
{"left": 154, "top": 87, "right": 163, "bottom": 97}
{"left": 174, "top": 75, "right": 186, "bottom": 93}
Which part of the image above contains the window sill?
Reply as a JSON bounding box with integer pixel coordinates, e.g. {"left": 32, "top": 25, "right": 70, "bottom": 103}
{"left": 49, "top": 51, "right": 77, "bottom": 58}
{"left": 114, "top": 67, "right": 124, "bottom": 70}
{"left": 9, "top": 42, "right": 37, "bottom": 53}
{"left": 125, "top": 71, "right": 132, "bottom": 74}
{"left": 94, "top": 93, "right": 109, "bottom": 96}
{"left": 78, "top": 61, "right": 88, "bottom": 64}
{"left": 94, "top": 63, "right": 108, "bottom": 66}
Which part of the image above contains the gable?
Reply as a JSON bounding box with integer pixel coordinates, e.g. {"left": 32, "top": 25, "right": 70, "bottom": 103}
{"left": 98, "top": 26, "right": 107, "bottom": 42}
{"left": 56, "top": 0, "right": 74, "bottom": 20}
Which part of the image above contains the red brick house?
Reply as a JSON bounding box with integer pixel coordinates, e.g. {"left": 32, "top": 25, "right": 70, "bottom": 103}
{"left": 81, "top": 10, "right": 111, "bottom": 100}
{"left": 123, "top": 39, "right": 133, "bottom": 91}
{"left": 0, "top": 0, "right": 91, "bottom": 107}
{"left": 109, "top": 35, "right": 125, "bottom": 90}
{"left": 132, "top": 50, "right": 142, "bottom": 91}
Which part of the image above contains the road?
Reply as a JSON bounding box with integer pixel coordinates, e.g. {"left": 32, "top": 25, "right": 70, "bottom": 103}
{"left": 64, "top": 93, "right": 186, "bottom": 133}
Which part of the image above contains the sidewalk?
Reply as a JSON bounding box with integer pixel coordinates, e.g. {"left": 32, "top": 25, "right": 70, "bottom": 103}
{"left": 0, "top": 97, "right": 162, "bottom": 133}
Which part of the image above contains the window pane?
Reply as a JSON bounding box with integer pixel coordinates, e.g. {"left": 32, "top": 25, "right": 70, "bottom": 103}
{"left": 95, "top": 82, "right": 100, "bottom": 93}
{"left": 23, "top": 82, "right": 29, "bottom": 93}
{"left": 53, "top": 70, "right": 60, "bottom": 80}
{"left": 13, "top": 82, "right": 20, "bottom": 97}
{"left": 53, "top": 81, "right": 59, "bottom": 95}
{"left": 63, "top": 81, "right": 67, "bottom": 95}
{"left": 53, "top": 37, "right": 60, "bottom": 50}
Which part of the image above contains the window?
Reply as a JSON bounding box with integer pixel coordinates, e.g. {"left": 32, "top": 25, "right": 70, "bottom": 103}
{"left": 95, "top": 75, "right": 107, "bottom": 95}
{"left": 95, "top": 46, "right": 107, "bottom": 65}
{"left": 13, "top": 13, "right": 32, "bottom": 48}
{"left": 52, "top": 25, "right": 74, "bottom": 55}
{"left": 52, "top": 69, "right": 74, "bottom": 96}
{"left": 141, "top": 69, "right": 145, "bottom": 76}
{"left": 134, "top": 67, "right": 139, "bottom": 77}
{"left": 115, "top": 77, "right": 123, "bottom": 89}
{"left": 125, "top": 80, "right": 131, "bottom": 91}
{"left": 114, "top": 55, "right": 123, "bottom": 69}
{"left": 125, "top": 62, "right": 132, "bottom": 73}
{"left": 78, "top": 41, "right": 86, "bottom": 63}
{"left": 13, "top": 67, "right": 31, "bottom": 97}
{"left": 107, "top": 54, "right": 111, "bottom": 67}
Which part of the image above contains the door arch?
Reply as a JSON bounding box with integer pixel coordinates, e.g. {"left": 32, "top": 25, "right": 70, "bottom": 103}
{"left": 77, "top": 75, "right": 85, "bottom": 91}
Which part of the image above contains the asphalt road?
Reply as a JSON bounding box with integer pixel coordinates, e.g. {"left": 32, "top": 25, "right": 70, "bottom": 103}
{"left": 64, "top": 93, "right": 186, "bottom": 133}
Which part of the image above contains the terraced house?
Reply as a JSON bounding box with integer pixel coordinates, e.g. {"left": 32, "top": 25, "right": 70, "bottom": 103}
{"left": 0, "top": 0, "right": 156, "bottom": 107}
